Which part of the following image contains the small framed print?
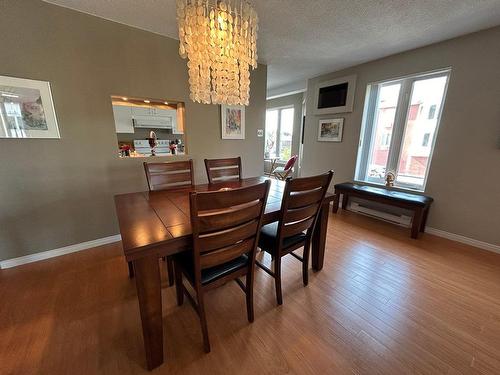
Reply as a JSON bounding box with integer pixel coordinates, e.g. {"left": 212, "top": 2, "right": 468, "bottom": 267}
{"left": 0, "top": 75, "right": 60, "bottom": 139}
{"left": 221, "top": 104, "right": 245, "bottom": 140}
{"left": 318, "top": 118, "right": 344, "bottom": 142}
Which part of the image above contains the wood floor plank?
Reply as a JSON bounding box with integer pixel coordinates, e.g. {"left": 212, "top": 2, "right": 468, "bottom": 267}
{"left": 1, "top": 211, "right": 500, "bottom": 374}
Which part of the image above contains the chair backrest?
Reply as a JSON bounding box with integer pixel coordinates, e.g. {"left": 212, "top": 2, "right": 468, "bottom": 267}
{"left": 190, "top": 181, "right": 270, "bottom": 285}
{"left": 204, "top": 157, "right": 242, "bottom": 184}
{"left": 277, "top": 171, "right": 334, "bottom": 247}
{"left": 284, "top": 155, "right": 298, "bottom": 171}
{"left": 143, "top": 160, "right": 194, "bottom": 191}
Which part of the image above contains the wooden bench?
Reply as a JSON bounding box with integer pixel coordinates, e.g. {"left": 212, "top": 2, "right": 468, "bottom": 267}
{"left": 332, "top": 182, "right": 433, "bottom": 239}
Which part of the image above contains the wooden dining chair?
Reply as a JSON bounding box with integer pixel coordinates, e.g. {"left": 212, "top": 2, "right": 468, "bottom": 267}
{"left": 256, "top": 171, "right": 334, "bottom": 305}
{"left": 143, "top": 159, "right": 195, "bottom": 191}
{"left": 129, "top": 160, "right": 195, "bottom": 284}
{"left": 173, "top": 180, "right": 270, "bottom": 353}
{"left": 204, "top": 157, "right": 242, "bottom": 184}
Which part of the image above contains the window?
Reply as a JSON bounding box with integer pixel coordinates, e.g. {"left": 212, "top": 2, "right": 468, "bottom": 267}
{"left": 428, "top": 105, "right": 437, "bottom": 119}
{"left": 355, "top": 69, "right": 450, "bottom": 190}
{"left": 422, "top": 133, "right": 431, "bottom": 147}
{"left": 265, "top": 107, "right": 294, "bottom": 160}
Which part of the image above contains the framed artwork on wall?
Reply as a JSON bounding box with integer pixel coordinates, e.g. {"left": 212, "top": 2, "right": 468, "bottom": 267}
{"left": 221, "top": 104, "right": 245, "bottom": 139}
{"left": 0, "top": 75, "right": 60, "bottom": 139}
{"left": 318, "top": 118, "right": 344, "bottom": 142}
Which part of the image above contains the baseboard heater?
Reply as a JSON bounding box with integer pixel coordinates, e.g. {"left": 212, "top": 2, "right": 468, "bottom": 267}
{"left": 347, "top": 200, "right": 412, "bottom": 227}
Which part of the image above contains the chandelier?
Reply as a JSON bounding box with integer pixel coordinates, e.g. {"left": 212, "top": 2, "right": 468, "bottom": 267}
{"left": 176, "top": 0, "right": 258, "bottom": 106}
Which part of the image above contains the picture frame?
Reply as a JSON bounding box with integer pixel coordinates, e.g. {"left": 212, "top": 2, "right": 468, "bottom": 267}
{"left": 313, "top": 75, "right": 356, "bottom": 115}
{"left": 221, "top": 104, "right": 245, "bottom": 139}
{"left": 0, "top": 75, "right": 60, "bottom": 139}
{"left": 318, "top": 118, "right": 344, "bottom": 142}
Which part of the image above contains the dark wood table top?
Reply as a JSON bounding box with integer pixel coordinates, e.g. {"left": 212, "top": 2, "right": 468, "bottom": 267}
{"left": 114, "top": 176, "right": 334, "bottom": 260}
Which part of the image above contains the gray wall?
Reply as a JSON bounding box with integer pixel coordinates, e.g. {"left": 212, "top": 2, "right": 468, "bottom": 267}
{"left": 0, "top": 0, "right": 266, "bottom": 260}
{"left": 302, "top": 26, "right": 500, "bottom": 245}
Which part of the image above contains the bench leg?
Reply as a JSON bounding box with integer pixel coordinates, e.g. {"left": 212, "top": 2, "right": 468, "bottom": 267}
{"left": 411, "top": 207, "right": 425, "bottom": 239}
{"left": 332, "top": 193, "right": 340, "bottom": 213}
{"left": 341, "top": 193, "right": 349, "bottom": 211}
{"left": 420, "top": 206, "right": 430, "bottom": 232}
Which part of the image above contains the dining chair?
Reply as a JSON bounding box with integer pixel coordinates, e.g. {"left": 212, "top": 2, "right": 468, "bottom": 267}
{"left": 173, "top": 180, "right": 270, "bottom": 353}
{"left": 204, "top": 157, "right": 242, "bottom": 184}
{"left": 131, "top": 160, "right": 195, "bottom": 284}
{"left": 270, "top": 155, "right": 298, "bottom": 180}
{"left": 143, "top": 159, "right": 195, "bottom": 191}
{"left": 256, "top": 170, "right": 334, "bottom": 305}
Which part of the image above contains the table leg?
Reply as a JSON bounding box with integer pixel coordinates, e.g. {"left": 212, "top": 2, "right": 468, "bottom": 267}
{"left": 312, "top": 202, "right": 330, "bottom": 271}
{"left": 133, "top": 255, "right": 163, "bottom": 370}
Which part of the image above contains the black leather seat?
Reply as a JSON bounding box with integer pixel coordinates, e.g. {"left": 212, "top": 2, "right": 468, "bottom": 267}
{"left": 175, "top": 252, "right": 249, "bottom": 285}
{"left": 334, "top": 182, "right": 433, "bottom": 206}
{"left": 258, "top": 222, "right": 307, "bottom": 255}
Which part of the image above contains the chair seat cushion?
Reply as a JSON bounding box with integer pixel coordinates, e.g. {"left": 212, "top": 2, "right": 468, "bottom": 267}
{"left": 258, "top": 222, "right": 306, "bottom": 255}
{"left": 274, "top": 167, "right": 286, "bottom": 173}
{"left": 175, "top": 252, "right": 248, "bottom": 285}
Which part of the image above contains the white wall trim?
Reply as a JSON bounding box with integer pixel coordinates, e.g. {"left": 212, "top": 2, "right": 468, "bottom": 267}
{"left": 1, "top": 226, "right": 498, "bottom": 270}
{"left": 0, "top": 234, "right": 122, "bottom": 269}
{"left": 426, "top": 227, "right": 500, "bottom": 254}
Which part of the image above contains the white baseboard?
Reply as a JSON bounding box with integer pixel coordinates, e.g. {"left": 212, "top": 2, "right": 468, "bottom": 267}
{"left": 2, "top": 225, "right": 498, "bottom": 270}
{"left": 0, "top": 234, "right": 122, "bottom": 269}
{"left": 425, "top": 227, "right": 500, "bottom": 254}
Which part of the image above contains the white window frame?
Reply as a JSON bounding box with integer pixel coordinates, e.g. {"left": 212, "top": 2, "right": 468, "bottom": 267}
{"left": 355, "top": 68, "right": 451, "bottom": 191}
{"left": 265, "top": 105, "right": 294, "bottom": 161}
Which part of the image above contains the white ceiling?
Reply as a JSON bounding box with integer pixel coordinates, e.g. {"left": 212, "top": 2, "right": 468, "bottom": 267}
{"left": 44, "top": 0, "right": 500, "bottom": 97}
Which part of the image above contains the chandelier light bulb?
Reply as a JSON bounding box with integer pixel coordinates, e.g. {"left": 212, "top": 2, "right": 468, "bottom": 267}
{"left": 176, "top": 0, "right": 258, "bottom": 106}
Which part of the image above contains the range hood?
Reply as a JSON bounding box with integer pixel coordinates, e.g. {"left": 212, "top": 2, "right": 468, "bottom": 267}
{"left": 133, "top": 117, "right": 173, "bottom": 129}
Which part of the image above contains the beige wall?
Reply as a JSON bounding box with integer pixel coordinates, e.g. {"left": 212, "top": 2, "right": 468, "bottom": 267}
{"left": 302, "top": 26, "right": 500, "bottom": 245}
{"left": 0, "top": 0, "right": 266, "bottom": 260}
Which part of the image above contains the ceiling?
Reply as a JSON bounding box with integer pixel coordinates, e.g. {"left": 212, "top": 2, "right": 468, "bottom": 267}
{"left": 44, "top": 0, "right": 500, "bottom": 97}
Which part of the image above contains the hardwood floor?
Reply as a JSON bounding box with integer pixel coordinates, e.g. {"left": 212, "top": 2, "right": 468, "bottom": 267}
{"left": 1, "top": 211, "right": 500, "bottom": 374}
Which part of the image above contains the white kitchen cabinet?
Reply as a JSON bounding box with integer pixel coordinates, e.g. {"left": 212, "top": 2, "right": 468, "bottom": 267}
{"left": 131, "top": 107, "right": 153, "bottom": 117}
{"left": 112, "top": 105, "right": 134, "bottom": 133}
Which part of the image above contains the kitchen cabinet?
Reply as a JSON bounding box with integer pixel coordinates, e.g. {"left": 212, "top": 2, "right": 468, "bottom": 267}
{"left": 112, "top": 105, "right": 134, "bottom": 133}
{"left": 131, "top": 107, "right": 175, "bottom": 117}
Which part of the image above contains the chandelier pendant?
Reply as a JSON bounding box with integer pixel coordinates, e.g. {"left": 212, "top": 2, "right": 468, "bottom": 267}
{"left": 176, "top": 0, "right": 258, "bottom": 106}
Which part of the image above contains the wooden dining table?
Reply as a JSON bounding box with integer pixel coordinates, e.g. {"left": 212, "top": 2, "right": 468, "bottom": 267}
{"left": 114, "top": 176, "right": 335, "bottom": 370}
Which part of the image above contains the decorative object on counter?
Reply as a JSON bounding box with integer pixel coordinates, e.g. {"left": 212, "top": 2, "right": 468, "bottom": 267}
{"left": 175, "top": 138, "right": 185, "bottom": 153}
{"left": 385, "top": 171, "right": 396, "bottom": 187}
{"left": 169, "top": 141, "right": 177, "bottom": 154}
{"left": 221, "top": 104, "right": 245, "bottom": 139}
{"left": 119, "top": 144, "right": 131, "bottom": 157}
{"left": 147, "top": 131, "right": 158, "bottom": 156}
{"left": 176, "top": 0, "right": 258, "bottom": 106}
{"left": 0, "top": 75, "right": 60, "bottom": 139}
{"left": 318, "top": 118, "right": 344, "bottom": 142}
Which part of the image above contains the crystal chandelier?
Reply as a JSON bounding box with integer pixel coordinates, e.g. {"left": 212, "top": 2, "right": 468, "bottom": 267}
{"left": 176, "top": 0, "right": 258, "bottom": 106}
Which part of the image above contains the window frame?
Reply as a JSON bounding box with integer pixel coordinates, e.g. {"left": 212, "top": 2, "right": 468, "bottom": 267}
{"left": 355, "top": 68, "right": 451, "bottom": 191}
{"left": 265, "top": 105, "right": 294, "bottom": 161}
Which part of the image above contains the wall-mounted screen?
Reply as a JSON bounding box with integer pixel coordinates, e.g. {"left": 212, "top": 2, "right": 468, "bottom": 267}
{"left": 314, "top": 75, "right": 356, "bottom": 115}
{"left": 317, "top": 82, "right": 348, "bottom": 109}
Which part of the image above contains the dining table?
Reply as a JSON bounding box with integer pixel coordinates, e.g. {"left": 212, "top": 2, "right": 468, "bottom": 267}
{"left": 114, "top": 176, "right": 335, "bottom": 370}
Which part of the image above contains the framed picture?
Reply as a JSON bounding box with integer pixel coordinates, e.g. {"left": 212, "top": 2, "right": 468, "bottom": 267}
{"left": 318, "top": 118, "right": 344, "bottom": 142}
{"left": 0, "top": 75, "right": 60, "bottom": 139}
{"left": 313, "top": 75, "right": 356, "bottom": 115}
{"left": 221, "top": 104, "right": 245, "bottom": 139}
